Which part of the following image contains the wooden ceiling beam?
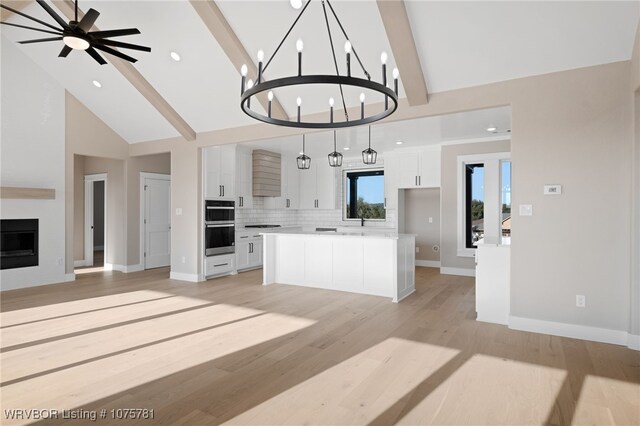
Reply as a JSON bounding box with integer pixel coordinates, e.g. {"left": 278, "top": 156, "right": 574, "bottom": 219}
{"left": 51, "top": 0, "right": 197, "bottom": 141}
{"left": 189, "top": 0, "right": 289, "bottom": 121}
{"left": 1, "top": 1, "right": 31, "bottom": 22}
{"left": 377, "top": 0, "right": 429, "bottom": 106}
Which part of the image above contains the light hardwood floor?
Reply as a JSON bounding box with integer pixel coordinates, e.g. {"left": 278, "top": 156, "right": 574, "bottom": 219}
{"left": 0, "top": 267, "right": 638, "bottom": 425}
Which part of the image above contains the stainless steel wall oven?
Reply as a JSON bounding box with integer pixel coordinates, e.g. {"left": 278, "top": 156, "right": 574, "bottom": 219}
{"left": 204, "top": 200, "right": 235, "bottom": 256}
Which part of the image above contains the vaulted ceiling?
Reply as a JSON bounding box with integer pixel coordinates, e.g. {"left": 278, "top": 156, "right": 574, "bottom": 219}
{"left": 1, "top": 1, "right": 638, "bottom": 144}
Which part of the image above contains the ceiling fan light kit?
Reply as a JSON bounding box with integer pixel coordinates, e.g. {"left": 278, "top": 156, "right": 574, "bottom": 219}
{"left": 0, "top": 0, "right": 151, "bottom": 65}
{"left": 239, "top": 0, "right": 399, "bottom": 129}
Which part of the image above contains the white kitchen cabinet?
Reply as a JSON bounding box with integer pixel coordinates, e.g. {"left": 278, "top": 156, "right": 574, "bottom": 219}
{"left": 299, "top": 161, "right": 336, "bottom": 210}
{"left": 236, "top": 230, "right": 263, "bottom": 271}
{"left": 383, "top": 152, "right": 399, "bottom": 210}
{"left": 205, "top": 253, "right": 235, "bottom": 277}
{"left": 235, "top": 147, "right": 253, "bottom": 209}
{"left": 397, "top": 148, "right": 441, "bottom": 188}
{"left": 265, "top": 154, "right": 299, "bottom": 210}
{"left": 203, "top": 145, "right": 236, "bottom": 200}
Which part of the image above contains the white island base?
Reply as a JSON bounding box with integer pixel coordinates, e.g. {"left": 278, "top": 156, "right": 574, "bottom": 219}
{"left": 262, "top": 231, "right": 416, "bottom": 302}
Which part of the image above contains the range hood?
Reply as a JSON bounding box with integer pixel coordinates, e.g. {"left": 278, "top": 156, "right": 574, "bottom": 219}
{"left": 252, "top": 150, "right": 281, "bottom": 197}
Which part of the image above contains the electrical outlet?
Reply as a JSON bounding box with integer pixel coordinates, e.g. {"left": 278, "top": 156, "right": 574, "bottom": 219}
{"left": 428, "top": 217, "right": 433, "bottom": 223}
{"left": 181, "top": 256, "right": 186, "bottom": 264}
{"left": 576, "top": 295, "right": 586, "bottom": 308}
{"left": 176, "top": 208, "right": 183, "bottom": 216}
{"left": 415, "top": 246, "right": 420, "bottom": 253}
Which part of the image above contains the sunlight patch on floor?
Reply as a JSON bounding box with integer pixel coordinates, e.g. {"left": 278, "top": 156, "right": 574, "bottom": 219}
{"left": 573, "top": 375, "right": 640, "bottom": 425}
{"left": 400, "top": 353, "right": 567, "bottom": 425}
{"left": 0, "top": 290, "right": 178, "bottom": 327}
{"left": 74, "top": 266, "right": 105, "bottom": 275}
{"left": 1, "top": 306, "right": 315, "bottom": 425}
{"left": 224, "top": 337, "right": 460, "bottom": 425}
{"left": 1, "top": 294, "right": 213, "bottom": 348}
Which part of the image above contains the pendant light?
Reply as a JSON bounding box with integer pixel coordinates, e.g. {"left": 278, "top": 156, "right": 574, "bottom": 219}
{"left": 297, "top": 134, "right": 311, "bottom": 169}
{"left": 327, "top": 131, "right": 343, "bottom": 167}
{"left": 362, "top": 126, "right": 377, "bottom": 165}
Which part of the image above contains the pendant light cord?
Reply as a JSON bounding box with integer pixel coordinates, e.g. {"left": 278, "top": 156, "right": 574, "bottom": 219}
{"left": 368, "top": 126, "right": 371, "bottom": 148}
{"left": 263, "top": 0, "right": 312, "bottom": 74}
{"left": 322, "top": 0, "right": 348, "bottom": 122}
{"left": 334, "top": 131, "right": 337, "bottom": 151}
{"left": 326, "top": 0, "right": 371, "bottom": 80}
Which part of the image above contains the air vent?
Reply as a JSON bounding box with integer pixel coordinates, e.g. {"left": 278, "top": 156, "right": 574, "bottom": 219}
{"left": 252, "top": 150, "right": 281, "bottom": 197}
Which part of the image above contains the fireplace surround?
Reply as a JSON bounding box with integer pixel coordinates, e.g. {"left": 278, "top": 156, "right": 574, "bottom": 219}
{"left": 0, "top": 219, "right": 39, "bottom": 270}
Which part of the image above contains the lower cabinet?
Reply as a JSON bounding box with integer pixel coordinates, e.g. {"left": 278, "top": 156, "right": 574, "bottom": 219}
{"left": 236, "top": 231, "right": 263, "bottom": 271}
{"left": 205, "top": 253, "right": 235, "bottom": 277}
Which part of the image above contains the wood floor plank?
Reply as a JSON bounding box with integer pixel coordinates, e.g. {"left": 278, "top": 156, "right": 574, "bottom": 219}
{"left": 0, "top": 267, "right": 637, "bottom": 426}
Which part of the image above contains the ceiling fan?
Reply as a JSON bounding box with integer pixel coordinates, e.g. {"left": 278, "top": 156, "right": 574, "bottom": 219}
{"left": 0, "top": 0, "right": 151, "bottom": 65}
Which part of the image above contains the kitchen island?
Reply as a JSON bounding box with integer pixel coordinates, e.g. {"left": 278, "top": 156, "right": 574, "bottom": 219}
{"left": 262, "top": 230, "right": 416, "bottom": 302}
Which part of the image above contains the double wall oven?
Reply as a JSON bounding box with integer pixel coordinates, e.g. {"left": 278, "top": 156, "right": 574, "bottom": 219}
{"left": 204, "top": 200, "right": 235, "bottom": 256}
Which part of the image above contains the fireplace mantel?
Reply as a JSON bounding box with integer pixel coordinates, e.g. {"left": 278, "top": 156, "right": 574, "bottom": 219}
{"left": 0, "top": 187, "right": 55, "bottom": 200}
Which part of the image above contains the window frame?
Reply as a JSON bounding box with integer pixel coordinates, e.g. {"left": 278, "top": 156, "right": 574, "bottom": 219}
{"left": 457, "top": 152, "right": 511, "bottom": 257}
{"left": 342, "top": 168, "right": 386, "bottom": 222}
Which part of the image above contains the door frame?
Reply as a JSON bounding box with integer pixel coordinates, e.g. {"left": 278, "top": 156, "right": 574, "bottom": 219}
{"left": 140, "top": 172, "right": 171, "bottom": 270}
{"left": 84, "top": 173, "right": 108, "bottom": 267}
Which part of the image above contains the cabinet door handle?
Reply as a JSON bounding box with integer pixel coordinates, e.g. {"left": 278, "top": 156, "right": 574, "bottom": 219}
{"left": 214, "top": 263, "right": 228, "bottom": 267}
{"left": 419, "top": 176, "right": 421, "bottom": 186}
{"left": 250, "top": 242, "right": 253, "bottom": 253}
{"left": 219, "top": 185, "right": 222, "bottom": 197}
{"left": 384, "top": 197, "right": 387, "bottom": 208}
{"left": 222, "top": 185, "right": 225, "bottom": 197}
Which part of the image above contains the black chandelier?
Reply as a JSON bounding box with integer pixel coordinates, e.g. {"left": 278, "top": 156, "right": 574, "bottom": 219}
{"left": 327, "top": 131, "right": 343, "bottom": 167}
{"left": 239, "top": 0, "right": 399, "bottom": 129}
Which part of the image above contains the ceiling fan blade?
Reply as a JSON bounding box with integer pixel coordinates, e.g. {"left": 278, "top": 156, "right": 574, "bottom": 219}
{"left": 93, "top": 44, "right": 137, "bottom": 63}
{"left": 0, "top": 21, "right": 63, "bottom": 36}
{"left": 35, "top": 0, "right": 70, "bottom": 29}
{"left": 18, "top": 36, "right": 63, "bottom": 44}
{"left": 85, "top": 46, "right": 107, "bottom": 65}
{"left": 0, "top": 3, "right": 62, "bottom": 32}
{"left": 77, "top": 8, "right": 100, "bottom": 33}
{"left": 90, "top": 28, "right": 140, "bottom": 39}
{"left": 59, "top": 45, "right": 72, "bottom": 57}
{"left": 94, "top": 39, "right": 150, "bottom": 52}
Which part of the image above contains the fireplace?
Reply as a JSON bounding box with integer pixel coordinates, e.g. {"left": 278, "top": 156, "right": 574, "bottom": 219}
{"left": 0, "top": 219, "right": 39, "bottom": 270}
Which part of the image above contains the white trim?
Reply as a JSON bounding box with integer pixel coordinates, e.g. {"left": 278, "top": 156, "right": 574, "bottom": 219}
{"left": 456, "top": 152, "right": 510, "bottom": 258}
{"left": 104, "top": 263, "right": 144, "bottom": 273}
{"left": 416, "top": 260, "right": 441, "bottom": 268}
{"left": 170, "top": 271, "right": 201, "bottom": 282}
{"left": 64, "top": 273, "right": 76, "bottom": 282}
{"left": 440, "top": 267, "right": 475, "bottom": 277}
{"left": 74, "top": 260, "right": 89, "bottom": 267}
{"left": 509, "top": 316, "right": 634, "bottom": 348}
{"left": 627, "top": 334, "right": 640, "bottom": 350}
{"left": 439, "top": 135, "right": 511, "bottom": 147}
{"left": 140, "top": 172, "right": 171, "bottom": 270}
{"left": 124, "top": 264, "right": 144, "bottom": 273}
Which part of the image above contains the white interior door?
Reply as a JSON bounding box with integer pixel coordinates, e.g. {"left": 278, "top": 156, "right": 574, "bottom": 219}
{"left": 143, "top": 175, "right": 171, "bottom": 269}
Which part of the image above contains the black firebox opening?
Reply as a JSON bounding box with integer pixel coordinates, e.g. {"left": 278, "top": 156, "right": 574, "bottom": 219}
{"left": 0, "top": 219, "right": 39, "bottom": 270}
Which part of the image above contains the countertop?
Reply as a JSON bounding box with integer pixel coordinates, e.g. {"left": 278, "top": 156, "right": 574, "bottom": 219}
{"left": 260, "top": 229, "right": 416, "bottom": 240}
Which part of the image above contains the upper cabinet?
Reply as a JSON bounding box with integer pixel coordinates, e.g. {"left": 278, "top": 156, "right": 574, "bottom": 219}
{"left": 299, "top": 160, "right": 337, "bottom": 210}
{"left": 396, "top": 148, "right": 441, "bottom": 188}
{"left": 203, "top": 145, "right": 236, "bottom": 200}
{"left": 383, "top": 152, "right": 399, "bottom": 210}
{"left": 235, "top": 147, "right": 253, "bottom": 209}
{"left": 265, "top": 154, "right": 300, "bottom": 210}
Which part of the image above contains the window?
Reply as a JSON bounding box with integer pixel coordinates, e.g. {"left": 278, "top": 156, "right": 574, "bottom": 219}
{"left": 465, "top": 163, "right": 484, "bottom": 248}
{"left": 457, "top": 152, "right": 511, "bottom": 256}
{"left": 344, "top": 169, "right": 385, "bottom": 220}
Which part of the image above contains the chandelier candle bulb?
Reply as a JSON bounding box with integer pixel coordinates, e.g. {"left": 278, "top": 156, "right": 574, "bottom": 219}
{"left": 393, "top": 68, "right": 399, "bottom": 95}
{"left": 360, "top": 92, "right": 365, "bottom": 120}
{"left": 345, "top": 41, "right": 352, "bottom": 77}
{"left": 240, "top": 64, "right": 248, "bottom": 95}
{"left": 297, "top": 97, "right": 302, "bottom": 122}
{"left": 296, "top": 39, "right": 303, "bottom": 76}
{"left": 247, "top": 79, "right": 254, "bottom": 108}
{"left": 268, "top": 91, "right": 273, "bottom": 117}
{"left": 257, "top": 50, "right": 264, "bottom": 83}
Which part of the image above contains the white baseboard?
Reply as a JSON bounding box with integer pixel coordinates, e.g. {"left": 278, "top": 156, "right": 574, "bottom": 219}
{"left": 627, "top": 333, "right": 640, "bottom": 350}
{"left": 509, "top": 316, "right": 635, "bottom": 349}
{"left": 64, "top": 273, "right": 76, "bottom": 282}
{"left": 74, "top": 260, "right": 89, "bottom": 267}
{"left": 440, "top": 267, "right": 475, "bottom": 277}
{"left": 124, "top": 264, "right": 143, "bottom": 273}
{"left": 170, "top": 271, "right": 201, "bottom": 282}
{"left": 416, "top": 260, "right": 441, "bottom": 268}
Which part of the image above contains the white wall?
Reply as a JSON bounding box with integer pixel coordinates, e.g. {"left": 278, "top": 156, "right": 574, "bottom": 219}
{"left": 0, "top": 37, "right": 67, "bottom": 290}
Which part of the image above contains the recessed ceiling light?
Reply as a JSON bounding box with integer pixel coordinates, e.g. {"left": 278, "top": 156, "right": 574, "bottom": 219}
{"left": 170, "top": 51, "right": 181, "bottom": 62}
{"left": 396, "top": 141, "right": 403, "bottom": 145}
{"left": 486, "top": 126, "right": 497, "bottom": 132}
{"left": 343, "top": 147, "right": 350, "bottom": 150}
{"left": 290, "top": 0, "right": 302, "bottom": 9}
{"left": 92, "top": 80, "right": 102, "bottom": 88}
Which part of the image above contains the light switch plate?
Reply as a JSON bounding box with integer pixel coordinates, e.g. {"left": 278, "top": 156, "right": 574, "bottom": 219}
{"left": 176, "top": 208, "right": 183, "bottom": 215}
{"left": 544, "top": 184, "right": 562, "bottom": 195}
{"left": 519, "top": 204, "right": 533, "bottom": 216}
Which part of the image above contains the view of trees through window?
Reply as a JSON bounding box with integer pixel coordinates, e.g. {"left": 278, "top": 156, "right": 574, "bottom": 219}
{"left": 345, "top": 170, "right": 385, "bottom": 220}
{"left": 501, "top": 160, "right": 511, "bottom": 238}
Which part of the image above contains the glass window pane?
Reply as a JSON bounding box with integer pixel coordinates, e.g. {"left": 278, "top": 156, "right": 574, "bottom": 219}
{"left": 501, "top": 160, "right": 511, "bottom": 241}
{"left": 344, "top": 170, "right": 385, "bottom": 220}
{"left": 466, "top": 164, "right": 484, "bottom": 248}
